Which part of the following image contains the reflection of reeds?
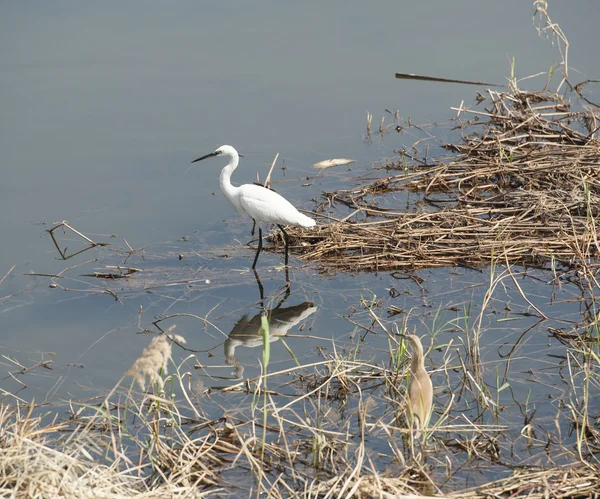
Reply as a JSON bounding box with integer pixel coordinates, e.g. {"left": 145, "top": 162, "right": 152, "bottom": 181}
{"left": 125, "top": 328, "right": 186, "bottom": 390}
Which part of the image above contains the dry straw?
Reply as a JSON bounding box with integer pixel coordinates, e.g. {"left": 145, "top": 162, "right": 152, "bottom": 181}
{"left": 281, "top": 86, "right": 600, "bottom": 273}
{"left": 125, "top": 327, "right": 186, "bottom": 391}
{"left": 0, "top": 405, "right": 176, "bottom": 498}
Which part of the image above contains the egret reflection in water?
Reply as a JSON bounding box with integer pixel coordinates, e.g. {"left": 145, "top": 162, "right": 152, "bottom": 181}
{"left": 225, "top": 301, "right": 317, "bottom": 379}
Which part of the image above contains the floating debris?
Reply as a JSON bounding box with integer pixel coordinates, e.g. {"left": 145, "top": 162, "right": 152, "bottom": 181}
{"left": 313, "top": 158, "right": 355, "bottom": 169}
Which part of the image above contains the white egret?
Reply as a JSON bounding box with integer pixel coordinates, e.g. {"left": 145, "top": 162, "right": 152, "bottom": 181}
{"left": 191, "top": 145, "right": 316, "bottom": 268}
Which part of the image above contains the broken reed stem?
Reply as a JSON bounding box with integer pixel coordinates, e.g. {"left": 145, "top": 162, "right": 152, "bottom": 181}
{"left": 264, "top": 153, "right": 280, "bottom": 190}
{"left": 47, "top": 221, "right": 109, "bottom": 260}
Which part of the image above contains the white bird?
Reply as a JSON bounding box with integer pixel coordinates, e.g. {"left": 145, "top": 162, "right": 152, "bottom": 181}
{"left": 191, "top": 145, "right": 316, "bottom": 268}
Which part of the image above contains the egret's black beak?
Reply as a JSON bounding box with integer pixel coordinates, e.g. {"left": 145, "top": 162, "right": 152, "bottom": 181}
{"left": 191, "top": 151, "right": 218, "bottom": 164}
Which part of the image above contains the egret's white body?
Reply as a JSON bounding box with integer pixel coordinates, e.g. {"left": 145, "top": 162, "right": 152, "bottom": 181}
{"left": 192, "top": 145, "right": 315, "bottom": 267}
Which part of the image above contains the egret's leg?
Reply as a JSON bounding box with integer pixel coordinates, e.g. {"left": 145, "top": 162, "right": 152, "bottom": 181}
{"left": 251, "top": 227, "right": 263, "bottom": 269}
{"left": 277, "top": 224, "right": 289, "bottom": 267}
{"left": 253, "top": 268, "right": 265, "bottom": 302}
{"left": 251, "top": 219, "right": 256, "bottom": 237}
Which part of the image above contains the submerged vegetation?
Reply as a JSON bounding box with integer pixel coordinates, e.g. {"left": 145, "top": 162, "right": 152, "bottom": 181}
{"left": 2, "top": 3, "right": 600, "bottom": 498}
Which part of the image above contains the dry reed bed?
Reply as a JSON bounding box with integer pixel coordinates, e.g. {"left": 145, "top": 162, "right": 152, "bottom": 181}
{"left": 449, "top": 465, "right": 600, "bottom": 499}
{"left": 309, "top": 464, "right": 600, "bottom": 499}
{"left": 0, "top": 406, "right": 171, "bottom": 498}
{"left": 2, "top": 373, "right": 599, "bottom": 498}
{"left": 2, "top": 313, "right": 599, "bottom": 497}
{"left": 283, "top": 87, "right": 600, "bottom": 272}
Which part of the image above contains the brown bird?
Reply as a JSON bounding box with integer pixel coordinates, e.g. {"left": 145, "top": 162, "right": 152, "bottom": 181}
{"left": 401, "top": 334, "right": 433, "bottom": 437}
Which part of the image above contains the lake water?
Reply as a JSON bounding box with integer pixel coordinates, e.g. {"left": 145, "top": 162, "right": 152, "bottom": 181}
{"left": 2, "top": 1, "right": 599, "bottom": 492}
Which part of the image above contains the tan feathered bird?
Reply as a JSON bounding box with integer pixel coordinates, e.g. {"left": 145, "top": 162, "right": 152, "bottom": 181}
{"left": 401, "top": 334, "right": 433, "bottom": 437}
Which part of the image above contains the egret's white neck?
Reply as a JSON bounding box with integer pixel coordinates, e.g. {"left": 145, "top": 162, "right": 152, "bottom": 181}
{"left": 219, "top": 151, "right": 240, "bottom": 202}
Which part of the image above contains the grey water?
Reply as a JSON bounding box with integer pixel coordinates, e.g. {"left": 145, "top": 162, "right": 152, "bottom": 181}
{"left": 2, "top": 1, "right": 599, "bottom": 489}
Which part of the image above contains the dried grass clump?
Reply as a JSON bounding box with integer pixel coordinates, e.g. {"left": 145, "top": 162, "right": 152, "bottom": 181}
{"left": 308, "top": 472, "right": 436, "bottom": 498}
{"left": 1, "top": 348, "right": 599, "bottom": 498}
{"left": 451, "top": 464, "right": 600, "bottom": 499}
{"left": 308, "top": 463, "right": 600, "bottom": 499}
{"left": 0, "top": 406, "right": 169, "bottom": 498}
{"left": 126, "top": 328, "right": 186, "bottom": 390}
{"left": 282, "top": 86, "right": 600, "bottom": 272}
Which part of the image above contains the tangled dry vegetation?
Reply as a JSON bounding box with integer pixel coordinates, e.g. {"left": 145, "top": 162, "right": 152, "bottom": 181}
{"left": 3, "top": 251, "right": 600, "bottom": 497}
{"left": 283, "top": 84, "right": 600, "bottom": 273}
{"left": 2, "top": 349, "right": 600, "bottom": 498}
